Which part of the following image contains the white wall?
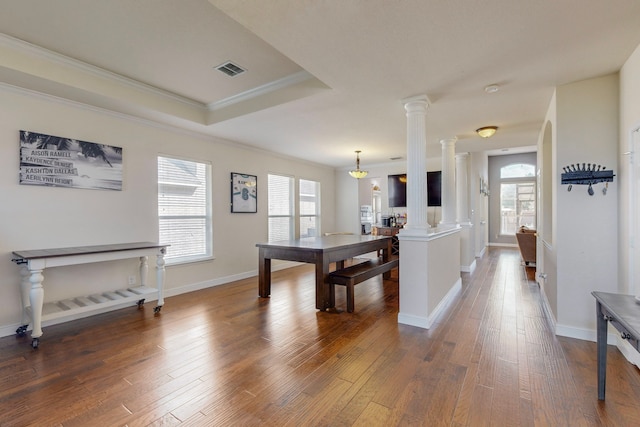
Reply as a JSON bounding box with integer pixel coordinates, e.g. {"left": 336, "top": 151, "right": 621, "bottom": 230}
{"left": 617, "top": 43, "right": 640, "bottom": 365}
{"left": 470, "top": 152, "right": 488, "bottom": 257}
{"left": 619, "top": 43, "right": 640, "bottom": 296}
{"left": 0, "top": 85, "right": 336, "bottom": 334}
{"left": 555, "top": 73, "right": 619, "bottom": 337}
{"left": 538, "top": 98, "right": 558, "bottom": 320}
{"left": 334, "top": 167, "right": 361, "bottom": 234}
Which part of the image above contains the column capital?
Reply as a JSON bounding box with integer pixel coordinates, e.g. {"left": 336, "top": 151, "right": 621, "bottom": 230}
{"left": 402, "top": 94, "right": 430, "bottom": 113}
{"left": 455, "top": 152, "right": 470, "bottom": 160}
{"left": 440, "top": 137, "right": 458, "bottom": 147}
{"left": 401, "top": 94, "right": 430, "bottom": 104}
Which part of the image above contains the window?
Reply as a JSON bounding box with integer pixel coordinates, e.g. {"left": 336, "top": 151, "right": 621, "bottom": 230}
{"left": 268, "top": 174, "right": 294, "bottom": 242}
{"left": 158, "top": 156, "right": 212, "bottom": 264}
{"left": 500, "top": 182, "right": 536, "bottom": 234}
{"left": 501, "top": 163, "right": 535, "bottom": 179}
{"left": 499, "top": 163, "right": 536, "bottom": 234}
{"left": 299, "top": 179, "right": 320, "bottom": 237}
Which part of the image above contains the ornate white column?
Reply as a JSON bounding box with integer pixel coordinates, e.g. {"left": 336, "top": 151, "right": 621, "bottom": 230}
{"left": 397, "top": 95, "right": 462, "bottom": 330}
{"left": 401, "top": 95, "right": 430, "bottom": 234}
{"left": 440, "top": 137, "right": 457, "bottom": 226}
{"left": 456, "top": 152, "right": 470, "bottom": 224}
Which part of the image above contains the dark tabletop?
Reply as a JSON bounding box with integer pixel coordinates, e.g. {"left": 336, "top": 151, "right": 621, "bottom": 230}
{"left": 592, "top": 291, "right": 640, "bottom": 338}
{"left": 13, "top": 242, "right": 167, "bottom": 260}
{"left": 256, "top": 234, "right": 389, "bottom": 250}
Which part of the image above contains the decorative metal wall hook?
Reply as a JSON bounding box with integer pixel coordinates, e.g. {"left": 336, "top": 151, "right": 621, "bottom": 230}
{"left": 561, "top": 163, "right": 614, "bottom": 196}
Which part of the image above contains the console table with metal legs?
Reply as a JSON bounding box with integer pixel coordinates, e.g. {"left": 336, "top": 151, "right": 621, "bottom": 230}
{"left": 591, "top": 291, "right": 640, "bottom": 400}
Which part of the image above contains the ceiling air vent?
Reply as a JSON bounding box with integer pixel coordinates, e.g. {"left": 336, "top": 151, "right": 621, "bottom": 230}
{"left": 215, "top": 61, "right": 246, "bottom": 77}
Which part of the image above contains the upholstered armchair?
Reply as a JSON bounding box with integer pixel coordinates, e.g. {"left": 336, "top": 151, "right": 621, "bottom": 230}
{"left": 516, "top": 226, "right": 537, "bottom": 266}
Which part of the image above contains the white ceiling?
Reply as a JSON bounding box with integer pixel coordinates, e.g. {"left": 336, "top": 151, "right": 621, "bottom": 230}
{"left": 1, "top": 0, "right": 640, "bottom": 168}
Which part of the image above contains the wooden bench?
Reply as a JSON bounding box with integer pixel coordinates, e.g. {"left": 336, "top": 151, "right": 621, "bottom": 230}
{"left": 329, "top": 256, "right": 399, "bottom": 312}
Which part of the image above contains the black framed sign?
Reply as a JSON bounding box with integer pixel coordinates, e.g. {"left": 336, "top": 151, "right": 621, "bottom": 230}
{"left": 230, "top": 172, "right": 257, "bottom": 213}
{"left": 19, "top": 130, "right": 123, "bottom": 190}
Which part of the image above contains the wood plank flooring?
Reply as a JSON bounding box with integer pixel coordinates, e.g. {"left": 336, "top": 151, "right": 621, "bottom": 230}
{"left": 1, "top": 247, "right": 639, "bottom": 426}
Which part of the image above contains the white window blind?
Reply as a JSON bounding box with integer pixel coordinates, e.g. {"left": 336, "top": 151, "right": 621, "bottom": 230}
{"left": 268, "top": 174, "right": 294, "bottom": 242}
{"left": 299, "top": 179, "right": 320, "bottom": 238}
{"left": 158, "top": 156, "right": 212, "bottom": 263}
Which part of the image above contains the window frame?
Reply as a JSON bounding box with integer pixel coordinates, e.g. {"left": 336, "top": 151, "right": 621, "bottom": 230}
{"left": 299, "top": 178, "right": 321, "bottom": 238}
{"left": 157, "top": 154, "right": 213, "bottom": 265}
{"left": 267, "top": 173, "right": 295, "bottom": 242}
{"left": 498, "top": 163, "right": 536, "bottom": 236}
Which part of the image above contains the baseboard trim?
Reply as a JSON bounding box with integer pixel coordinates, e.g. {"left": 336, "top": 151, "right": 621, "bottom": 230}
{"left": 617, "top": 338, "right": 640, "bottom": 367}
{"left": 397, "top": 313, "right": 430, "bottom": 329}
{"left": 488, "top": 242, "right": 518, "bottom": 248}
{"left": 461, "top": 259, "right": 477, "bottom": 274}
{"left": 399, "top": 277, "right": 462, "bottom": 330}
{"left": 537, "top": 281, "right": 557, "bottom": 330}
{"left": 427, "top": 277, "right": 462, "bottom": 328}
{"left": 475, "top": 246, "right": 487, "bottom": 259}
{"left": 555, "top": 324, "right": 618, "bottom": 345}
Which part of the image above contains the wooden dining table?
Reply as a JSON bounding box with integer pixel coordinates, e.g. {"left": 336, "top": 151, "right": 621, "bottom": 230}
{"left": 256, "top": 234, "right": 392, "bottom": 310}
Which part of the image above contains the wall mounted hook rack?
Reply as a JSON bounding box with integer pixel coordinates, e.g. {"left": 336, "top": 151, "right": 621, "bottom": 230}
{"left": 561, "top": 163, "right": 615, "bottom": 195}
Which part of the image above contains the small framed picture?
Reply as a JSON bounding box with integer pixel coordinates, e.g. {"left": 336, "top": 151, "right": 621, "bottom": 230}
{"left": 230, "top": 172, "right": 257, "bottom": 213}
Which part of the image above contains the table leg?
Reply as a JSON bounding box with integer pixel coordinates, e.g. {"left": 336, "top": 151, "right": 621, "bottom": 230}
{"left": 383, "top": 239, "right": 392, "bottom": 279}
{"left": 140, "top": 256, "right": 149, "bottom": 287}
{"left": 259, "top": 248, "right": 271, "bottom": 297}
{"left": 156, "top": 249, "right": 166, "bottom": 308}
{"left": 327, "top": 260, "right": 335, "bottom": 309}
{"left": 596, "top": 300, "right": 607, "bottom": 400}
{"left": 315, "top": 254, "right": 333, "bottom": 310}
{"left": 19, "top": 266, "right": 31, "bottom": 328}
{"left": 29, "top": 268, "right": 45, "bottom": 340}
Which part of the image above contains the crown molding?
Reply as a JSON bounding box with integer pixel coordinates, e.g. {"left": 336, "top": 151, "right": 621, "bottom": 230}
{"left": 0, "top": 80, "right": 334, "bottom": 170}
{"left": 207, "top": 70, "right": 316, "bottom": 111}
{"left": 0, "top": 33, "right": 204, "bottom": 109}
{"left": 0, "top": 34, "right": 330, "bottom": 125}
{"left": 0, "top": 80, "right": 213, "bottom": 141}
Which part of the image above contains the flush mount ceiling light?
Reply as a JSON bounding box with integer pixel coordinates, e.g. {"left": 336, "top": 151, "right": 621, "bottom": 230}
{"left": 348, "top": 150, "right": 368, "bottom": 179}
{"left": 476, "top": 126, "right": 498, "bottom": 138}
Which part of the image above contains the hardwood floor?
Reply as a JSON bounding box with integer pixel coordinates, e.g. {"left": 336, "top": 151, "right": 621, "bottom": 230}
{"left": 1, "top": 248, "right": 639, "bottom": 426}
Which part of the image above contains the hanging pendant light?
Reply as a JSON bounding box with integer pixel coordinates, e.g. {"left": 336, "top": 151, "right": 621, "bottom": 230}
{"left": 348, "top": 150, "right": 368, "bottom": 179}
